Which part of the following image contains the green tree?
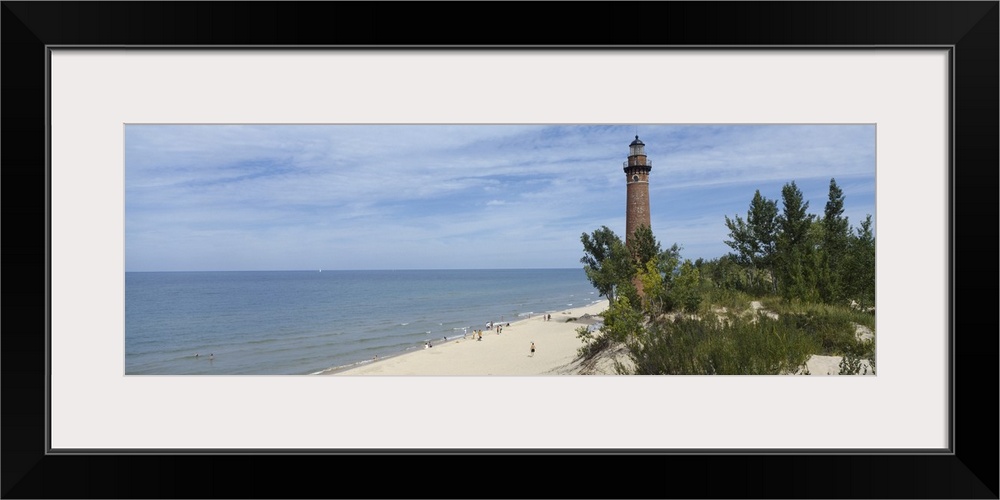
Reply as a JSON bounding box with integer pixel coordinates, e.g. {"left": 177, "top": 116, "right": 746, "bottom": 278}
{"left": 818, "top": 178, "right": 851, "bottom": 304}
{"left": 580, "top": 226, "right": 632, "bottom": 304}
{"left": 776, "top": 181, "right": 818, "bottom": 301}
{"left": 638, "top": 259, "right": 668, "bottom": 315}
{"left": 723, "top": 213, "right": 754, "bottom": 282}
{"left": 749, "top": 190, "right": 780, "bottom": 293}
{"left": 724, "top": 190, "right": 779, "bottom": 294}
{"left": 644, "top": 243, "right": 683, "bottom": 313}
{"left": 599, "top": 295, "right": 645, "bottom": 344}
{"left": 655, "top": 243, "right": 682, "bottom": 286}
{"left": 627, "top": 224, "right": 662, "bottom": 269}
{"left": 703, "top": 255, "right": 744, "bottom": 290}
{"left": 670, "top": 259, "right": 703, "bottom": 313}
{"left": 843, "top": 214, "right": 876, "bottom": 310}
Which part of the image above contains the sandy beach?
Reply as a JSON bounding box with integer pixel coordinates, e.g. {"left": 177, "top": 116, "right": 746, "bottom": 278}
{"left": 329, "top": 299, "right": 611, "bottom": 376}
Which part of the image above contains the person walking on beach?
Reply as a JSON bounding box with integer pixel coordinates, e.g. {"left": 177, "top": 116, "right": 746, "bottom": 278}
{"left": 530, "top": 342, "right": 535, "bottom": 356}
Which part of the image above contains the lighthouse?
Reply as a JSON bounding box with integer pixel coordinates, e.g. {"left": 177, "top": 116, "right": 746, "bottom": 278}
{"left": 623, "top": 135, "right": 652, "bottom": 248}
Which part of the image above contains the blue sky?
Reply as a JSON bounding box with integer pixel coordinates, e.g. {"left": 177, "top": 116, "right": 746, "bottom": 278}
{"left": 124, "top": 124, "right": 875, "bottom": 271}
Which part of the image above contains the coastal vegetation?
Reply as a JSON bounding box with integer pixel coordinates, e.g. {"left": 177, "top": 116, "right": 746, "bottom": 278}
{"left": 579, "top": 178, "right": 876, "bottom": 375}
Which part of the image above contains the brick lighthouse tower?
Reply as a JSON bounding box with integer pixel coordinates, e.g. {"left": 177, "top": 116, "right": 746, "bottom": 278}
{"left": 623, "top": 135, "right": 652, "bottom": 248}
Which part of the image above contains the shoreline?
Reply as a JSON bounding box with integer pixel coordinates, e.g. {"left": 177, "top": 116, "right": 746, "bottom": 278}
{"left": 326, "top": 299, "right": 610, "bottom": 376}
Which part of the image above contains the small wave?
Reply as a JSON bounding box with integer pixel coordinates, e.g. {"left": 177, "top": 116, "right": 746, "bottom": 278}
{"left": 567, "top": 304, "right": 573, "bottom": 306}
{"left": 400, "top": 322, "right": 409, "bottom": 326}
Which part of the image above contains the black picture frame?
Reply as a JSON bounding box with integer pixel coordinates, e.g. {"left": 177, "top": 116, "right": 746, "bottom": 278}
{"left": 3, "top": 2, "right": 997, "bottom": 498}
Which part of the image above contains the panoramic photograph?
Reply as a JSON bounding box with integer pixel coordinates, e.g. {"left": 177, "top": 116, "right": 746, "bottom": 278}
{"left": 125, "top": 124, "right": 876, "bottom": 376}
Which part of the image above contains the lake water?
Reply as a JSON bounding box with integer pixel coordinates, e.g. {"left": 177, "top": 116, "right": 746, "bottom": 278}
{"left": 125, "top": 269, "right": 601, "bottom": 375}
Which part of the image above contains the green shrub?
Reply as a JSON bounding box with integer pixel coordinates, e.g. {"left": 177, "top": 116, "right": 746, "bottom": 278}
{"left": 579, "top": 288, "right": 874, "bottom": 375}
{"left": 624, "top": 314, "right": 816, "bottom": 375}
{"left": 698, "top": 288, "right": 754, "bottom": 314}
{"left": 776, "top": 312, "right": 852, "bottom": 355}
{"left": 624, "top": 317, "right": 708, "bottom": 374}
{"left": 575, "top": 325, "right": 605, "bottom": 360}
{"left": 759, "top": 300, "right": 867, "bottom": 356}
{"left": 839, "top": 337, "right": 876, "bottom": 375}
